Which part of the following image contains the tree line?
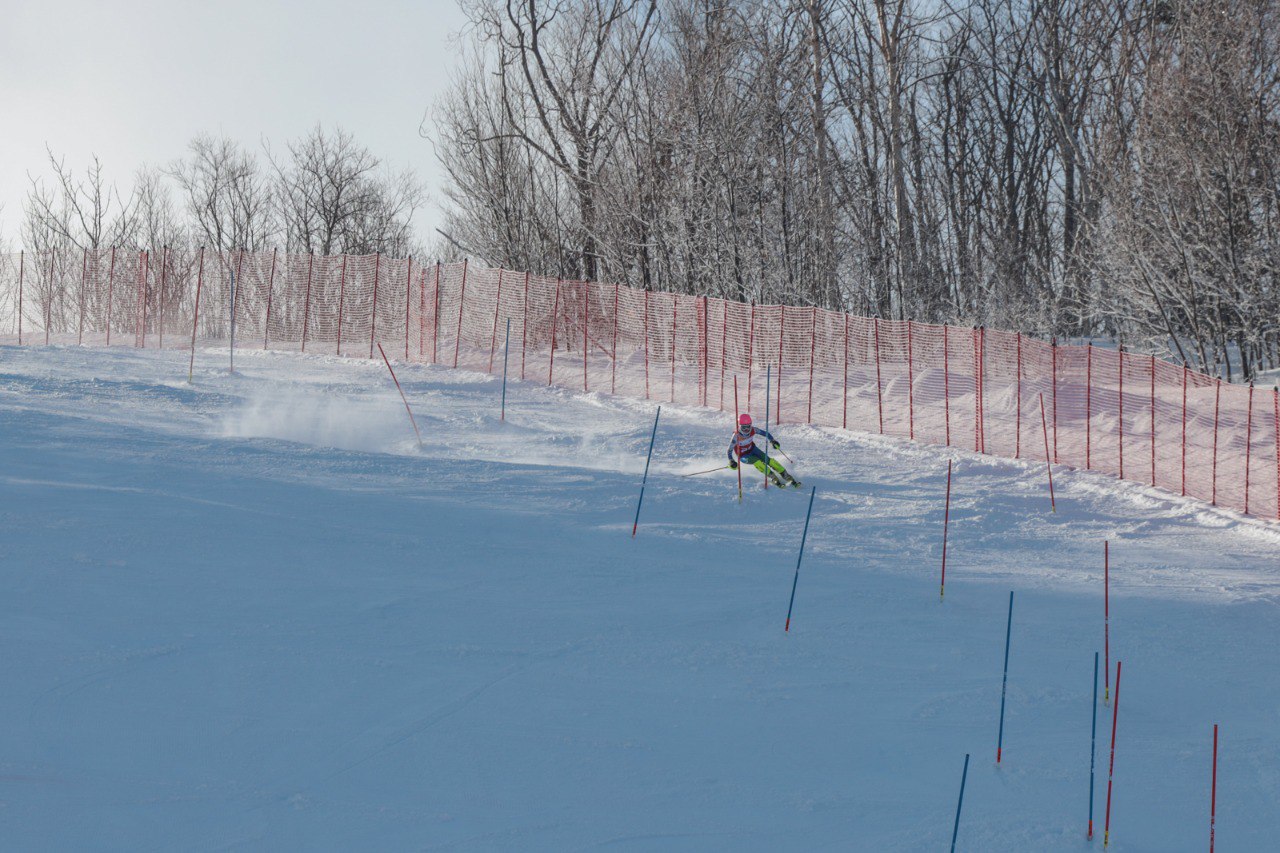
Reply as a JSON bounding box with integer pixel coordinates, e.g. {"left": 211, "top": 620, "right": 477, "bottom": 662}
{"left": 433, "top": 0, "right": 1280, "bottom": 380}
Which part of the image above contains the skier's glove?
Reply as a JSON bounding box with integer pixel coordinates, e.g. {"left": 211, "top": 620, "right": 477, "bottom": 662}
{"left": 771, "top": 440, "right": 780, "bottom": 450}
{"left": 728, "top": 460, "right": 738, "bottom": 470}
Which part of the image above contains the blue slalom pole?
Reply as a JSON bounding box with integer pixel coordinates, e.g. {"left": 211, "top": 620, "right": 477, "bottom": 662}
{"left": 631, "top": 406, "right": 661, "bottom": 537}
{"left": 784, "top": 486, "right": 817, "bottom": 631}
{"left": 996, "top": 589, "right": 1014, "bottom": 763}
{"left": 500, "top": 318, "right": 511, "bottom": 421}
{"left": 951, "top": 753, "right": 970, "bottom": 853}
{"left": 764, "top": 364, "right": 772, "bottom": 489}
{"left": 1089, "top": 650, "right": 1099, "bottom": 839}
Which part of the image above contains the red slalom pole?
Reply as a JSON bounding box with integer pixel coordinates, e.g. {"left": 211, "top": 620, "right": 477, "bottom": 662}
{"left": 1105, "top": 540, "right": 1111, "bottom": 704}
{"left": 1210, "top": 723, "right": 1219, "bottom": 852}
{"left": 1040, "top": 393, "right": 1056, "bottom": 511}
{"left": 734, "top": 375, "right": 743, "bottom": 503}
{"left": 941, "top": 460, "right": 953, "bottom": 600}
{"left": 1103, "top": 660, "right": 1122, "bottom": 849}
{"left": 378, "top": 342, "right": 423, "bottom": 448}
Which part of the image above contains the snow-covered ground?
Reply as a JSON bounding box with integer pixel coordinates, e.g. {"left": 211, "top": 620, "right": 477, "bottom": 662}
{"left": 1, "top": 344, "right": 1277, "bottom": 851}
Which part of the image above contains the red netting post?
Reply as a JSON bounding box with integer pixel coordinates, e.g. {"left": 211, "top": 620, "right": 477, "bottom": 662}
{"left": 979, "top": 327, "right": 986, "bottom": 453}
{"left": 1149, "top": 354, "right": 1156, "bottom": 486}
{"left": 263, "top": 247, "right": 277, "bottom": 351}
{"left": 432, "top": 261, "right": 442, "bottom": 364}
{"left": 520, "top": 271, "right": 529, "bottom": 379}
{"left": 1015, "top": 332, "right": 1022, "bottom": 457}
{"left": 1246, "top": 382, "right": 1255, "bottom": 515}
{"left": 972, "top": 327, "right": 980, "bottom": 451}
{"left": 670, "top": 294, "right": 678, "bottom": 403}
{"left": 16, "top": 250, "right": 24, "bottom": 345}
{"left": 807, "top": 306, "right": 817, "bottom": 424}
{"left": 1086, "top": 342, "right": 1093, "bottom": 470}
{"left": 944, "top": 324, "right": 951, "bottom": 446}
{"left": 47, "top": 250, "right": 57, "bottom": 346}
{"left": 419, "top": 263, "right": 427, "bottom": 359}
{"left": 1275, "top": 386, "right": 1280, "bottom": 520}
{"left": 1051, "top": 337, "right": 1059, "bottom": 463}
{"left": 874, "top": 317, "right": 884, "bottom": 434}
{"left": 301, "top": 253, "right": 314, "bottom": 353}
{"left": 842, "top": 312, "right": 850, "bottom": 430}
{"left": 335, "top": 253, "right": 348, "bottom": 356}
{"left": 489, "top": 269, "right": 504, "bottom": 373}
{"left": 777, "top": 304, "right": 785, "bottom": 424}
{"left": 77, "top": 247, "right": 87, "bottom": 345}
{"left": 135, "top": 250, "right": 146, "bottom": 347}
{"left": 1212, "top": 378, "right": 1222, "bottom": 505}
{"left": 369, "top": 252, "right": 382, "bottom": 359}
{"left": 106, "top": 247, "right": 116, "bottom": 346}
{"left": 453, "top": 258, "right": 468, "bottom": 369}
{"left": 548, "top": 277, "right": 562, "bottom": 385}
{"left": 747, "top": 301, "right": 755, "bottom": 412}
{"left": 583, "top": 281, "right": 590, "bottom": 392}
{"left": 719, "top": 297, "right": 728, "bottom": 410}
{"left": 1182, "top": 364, "right": 1189, "bottom": 495}
{"left": 1118, "top": 346, "right": 1125, "bottom": 480}
{"left": 611, "top": 282, "right": 620, "bottom": 395}
{"left": 158, "top": 247, "right": 168, "bottom": 349}
{"left": 643, "top": 288, "right": 650, "bottom": 399}
{"left": 405, "top": 256, "right": 414, "bottom": 360}
{"left": 701, "top": 295, "right": 709, "bottom": 407}
{"left": 907, "top": 319, "right": 915, "bottom": 440}
{"left": 187, "top": 247, "right": 205, "bottom": 382}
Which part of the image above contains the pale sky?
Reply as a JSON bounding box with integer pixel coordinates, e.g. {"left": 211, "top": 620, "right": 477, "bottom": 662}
{"left": 0, "top": 0, "right": 470, "bottom": 250}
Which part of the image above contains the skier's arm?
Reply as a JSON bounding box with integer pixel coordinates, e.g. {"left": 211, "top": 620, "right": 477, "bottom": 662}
{"left": 727, "top": 439, "right": 738, "bottom": 465}
{"left": 759, "top": 428, "right": 780, "bottom": 448}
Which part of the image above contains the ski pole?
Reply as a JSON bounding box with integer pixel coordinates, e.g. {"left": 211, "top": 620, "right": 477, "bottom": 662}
{"left": 774, "top": 446, "right": 795, "bottom": 464}
{"left": 685, "top": 463, "right": 729, "bottom": 477}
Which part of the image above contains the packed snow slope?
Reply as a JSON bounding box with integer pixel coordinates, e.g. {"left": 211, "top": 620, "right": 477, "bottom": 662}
{"left": 1, "top": 344, "right": 1279, "bottom": 851}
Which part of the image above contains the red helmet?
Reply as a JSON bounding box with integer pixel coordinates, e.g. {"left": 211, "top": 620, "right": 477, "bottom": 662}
{"left": 738, "top": 413, "right": 752, "bottom": 427}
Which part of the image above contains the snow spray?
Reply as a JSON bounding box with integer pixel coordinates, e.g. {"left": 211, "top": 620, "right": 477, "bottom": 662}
{"left": 783, "top": 486, "right": 817, "bottom": 632}
{"left": 631, "top": 406, "right": 661, "bottom": 537}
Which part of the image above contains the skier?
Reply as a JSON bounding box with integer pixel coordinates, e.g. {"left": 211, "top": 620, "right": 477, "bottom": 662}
{"left": 728, "top": 413, "right": 800, "bottom": 487}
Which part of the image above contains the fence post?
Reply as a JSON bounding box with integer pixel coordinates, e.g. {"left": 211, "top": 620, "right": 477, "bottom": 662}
{"left": 702, "top": 295, "right": 709, "bottom": 407}
{"left": 369, "top": 251, "right": 381, "bottom": 359}
{"left": 453, "top": 257, "right": 468, "bottom": 369}
{"left": 489, "top": 269, "right": 504, "bottom": 373}
{"left": 747, "top": 301, "right": 755, "bottom": 412}
{"left": 432, "top": 261, "right": 442, "bottom": 363}
{"left": 1212, "top": 378, "right": 1222, "bottom": 505}
{"left": 973, "top": 327, "right": 980, "bottom": 452}
{"left": 302, "top": 252, "right": 314, "bottom": 353}
{"left": 874, "top": 316, "right": 884, "bottom": 434}
{"left": 1051, "top": 336, "right": 1059, "bottom": 463}
{"left": 549, "top": 278, "right": 561, "bottom": 386}
{"left": 336, "top": 253, "right": 348, "bottom": 356}
{"left": 944, "top": 324, "right": 951, "bottom": 446}
{"left": 1150, "top": 354, "right": 1156, "bottom": 487}
{"left": 1182, "top": 365, "right": 1189, "bottom": 496}
{"left": 1274, "top": 386, "right": 1279, "bottom": 520}
{"left": 670, "top": 293, "right": 678, "bottom": 403}
{"left": 521, "top": 271, "right": 529, "bottom": 380}
{"left": 418, "top": 262, "right": 427, "bottom": 360}
{"left": 135, "top": 249, "right": 145, "bottom": 347}
{"left": 187, "top": 247, "right": 205, "bottom": 382}
{"left": 1015, "top": 332, "right": 1022, "bottom": 457}
{"left": 16, "top": 250, "right": 23, "bottom": 345}
{"left": 158, "top": 247, "right": 168, "bottom": 349}
{"left": 105, "top": 247, "right": 116, "bottom": 346}
{"left": 719, "top": 296, "right": 728, "bottom": 410}
{"left": 907, "top": 319, "right": 915, "bottom": 439}
{"left": 979, "top": 326, "right": 986, "bottom": 453}
{"left": 643, "top": 288, "right": 650, "bottom": 399}
{"left": 1118, "top": 346, "right": 1125, "bottom": 480}
{"left": 1086, "top": 342, "right": 1093, "bottom": 469}
{"left": 46, "top": 250, "right": 57, "bottom": 346}
{"left": 404, "top": 256, "right": 414, "bottom": 360}
{"left": 612, "top": 282, "right": 620, "bottom": 395}
{"left": 583, "top": 281, "right": 590, "bottom": 392}
{"left": 1246, "top": 383, "right": 1255, "bottom": 515}
{"left": 808, "top": 306, "right": 818, "bottom": 424}
{"left": 264, "top": 247, "right": 277, "bottom": 351}
{"left": 777, "top": 304, "right": 785, "bottom": 424}
{"left": 843, "top": 312, "right": 850, "bottom": 430}
{"left": 78, "top": 247, "right": 88, "bottom": 345}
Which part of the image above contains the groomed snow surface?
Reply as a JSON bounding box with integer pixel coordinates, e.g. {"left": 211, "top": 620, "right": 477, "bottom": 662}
{"left": 2, "top": 344, "right": 1278, "bottom": 851}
